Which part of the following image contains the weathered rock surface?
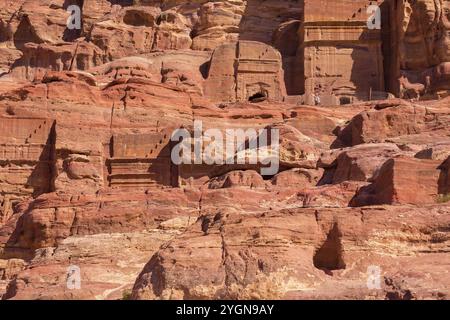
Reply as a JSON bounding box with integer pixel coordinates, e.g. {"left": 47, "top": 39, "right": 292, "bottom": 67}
{"left": 132, "top": 205, "right": 450, "bottom": 300}
{"left": 0, "top": 0, "right": 449, "bottom": 301}
{"left": 352, "top": 156, "right": 446, "bottom": 206}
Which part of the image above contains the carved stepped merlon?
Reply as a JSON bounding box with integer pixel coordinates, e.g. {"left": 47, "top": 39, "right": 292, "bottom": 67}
{"left": 348, "top": 2, "right": 374, "bottom": 21}
{"left": 0, "top": 118, "right": 52, "bottom": 145}
{"left": 108, "top": 128, "right": 177, "bottom": 188}
{"left": 303, "top": 0, "right": 384, "bottom": 23}
{"left": 25, "top": 120, "right": 50, "bottom": 144}
{"left": 111, "top": 129, "right": 171, "bottom": 159}
{"left": 0, "top": 117, "right": 55, "bottom": 199}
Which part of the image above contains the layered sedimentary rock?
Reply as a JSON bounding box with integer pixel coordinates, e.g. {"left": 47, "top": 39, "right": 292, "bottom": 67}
{"left": 0, "top": 117, "right": 55, "bottom": 225}
{"left": 0, "top": 0, "right": 449, "bottom": 301}
{"left": 352, "top": 156, "right": 444, "bottom": 206}
{"left": 3, "top": 1, "right": 450, "bottom": 101}
{"left": 396, "top": 0, "right": 450, "bottom": 99}
{"left": 132, "top": 205, "right": 450, "bottom": 300}
{"left": 302, "top": 0, "right": 387, "bottom": 105}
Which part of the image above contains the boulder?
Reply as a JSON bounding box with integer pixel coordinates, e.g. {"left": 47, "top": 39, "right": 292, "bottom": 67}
{"left": 352, "top": 157, "right": 442, "bottom": 206}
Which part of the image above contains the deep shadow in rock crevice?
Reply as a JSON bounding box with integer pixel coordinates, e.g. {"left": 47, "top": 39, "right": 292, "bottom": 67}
{"left": 438, "top": 158, "right": 450, "bottom": 195}
{"left": 313, "top": 222, "right": 346, "bottom": 272}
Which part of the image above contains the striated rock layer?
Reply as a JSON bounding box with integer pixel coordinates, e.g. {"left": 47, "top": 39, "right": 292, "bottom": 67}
{"left": 0, "top": 0, "right": 449, "bottom": 300}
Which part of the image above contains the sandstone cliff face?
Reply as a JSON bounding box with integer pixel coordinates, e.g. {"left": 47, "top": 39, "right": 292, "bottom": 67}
{"left": 132, "top": 205, "right": 450, "bottom": 300}
{"left": 0, "top": 0, "right": 449, "bottom": 300}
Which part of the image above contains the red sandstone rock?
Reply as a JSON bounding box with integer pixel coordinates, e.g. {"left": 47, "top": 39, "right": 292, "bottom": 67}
{"left": 0, "top": 0, "right": 449, "bottom": 301}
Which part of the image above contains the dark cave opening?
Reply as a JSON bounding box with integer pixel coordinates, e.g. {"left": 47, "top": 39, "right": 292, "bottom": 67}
{"left": 248, "top": 92, "right": 267, "bottom": 103}
{"left": 339, "top": 96, "right": 352, "bottom": 105}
